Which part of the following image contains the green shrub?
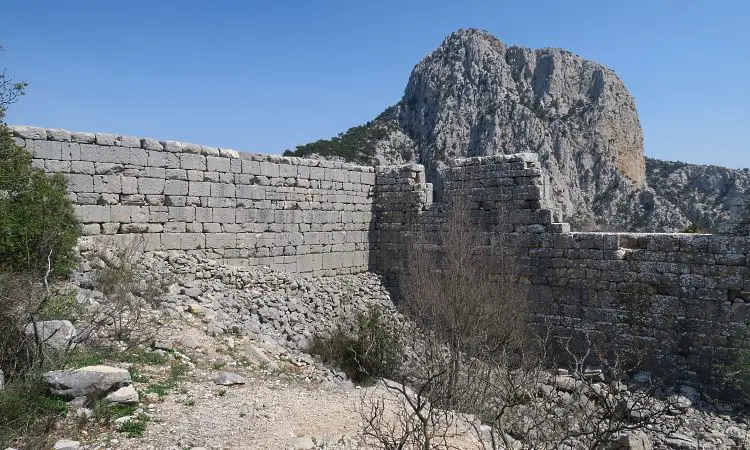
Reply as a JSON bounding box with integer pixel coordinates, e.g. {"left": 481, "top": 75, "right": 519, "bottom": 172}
{"left": 0, "top": 375, "right": 68, "bottom": 447}
{"left": 681, "top": 222, "right": 702, "bottom": 233}
{"left": 0, "top": 128, "right": 80, "bottom": 276}
{"left": 308, "top": 306, "right": 402, "bottom": 383}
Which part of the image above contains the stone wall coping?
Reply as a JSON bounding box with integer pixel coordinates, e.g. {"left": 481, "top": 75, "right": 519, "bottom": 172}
{"left": 450, "top": 152, "right": 539, "bottom": 166}
{"left": 8, "top": 125, "right": 375, "bottom": 173}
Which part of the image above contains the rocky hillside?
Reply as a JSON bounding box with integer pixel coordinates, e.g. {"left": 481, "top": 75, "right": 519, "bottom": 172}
{"left": 287, "top": 29, "right": 691, "bottom": 231}
{"left": 646, "top": 158, "right": 750, "bottom": 233}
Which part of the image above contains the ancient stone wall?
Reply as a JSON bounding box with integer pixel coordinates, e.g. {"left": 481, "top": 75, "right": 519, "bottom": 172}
{"left": 10, "top": 126, "right": 374, "bottom": 275}
{"left": 728, "top": 194, "right": 750, "bottom": 236}
{"left": 372, "top": 155, "right": 750, "bottom": 389}
{"left": 9, "top": 124, "right": 750, "bottom": 389}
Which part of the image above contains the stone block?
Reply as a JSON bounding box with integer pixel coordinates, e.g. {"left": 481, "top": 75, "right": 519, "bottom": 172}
{"left": 45, "top": 159, "right": 70, "bottom": 172}
{"left": 166, "top": 169, "right": 187, "bottom": 180}
{"left": 93, "top": 175, "right": 122, "bottom": 193}
{"left": 279, "top": 164, "right": 297, "bottom": 178}
{"left": 195, "top": 207, "right": 213, "bottom": 222}
{"left": 213, "top": 208, "right": 236, "bottom": 223}
{"left": 236, "top": 185, "right": 265, "bottom": 200}
{"left": 162, "top": 140, "right": 184, "bottom": 152}
{"left": 138, "top": 177, "right": 165, "bottom": 195}
{"left": 230, "top": 158, "right": 242, "bottom": 173}
{"left": 148, "top": 206, "right": 169, "bottom": 222}
{"left": 180, "top": 233, "right": 205, "bottom": 250}
{"left": 242, "top": 159, "right": 261, "bottom": 174}
{"left": 259, "top": 162, "right": 279, "bottom": 178}
{"left": 71, "top": 161, "right": 95, "bottom": 174}
{"left": 75, "top": 205, "right": 111, "bottom": 223}
{"left": 164, "top": 179, "right": 188, "bottom": 196}
{"left": 168, "top": 206, "right": 195, "bottom": 222}
{"left": 95, "top": 133, "right": 117, "bottom": 146}
{"left": 128, "top": 148, "right": 148, "bottom": 166}
{"left": 61, "top": 142, "right": 81, "bottom": 160}
{"left": 206, "top": 233, "right": 236, "bottom": 249}
{"left": 29, "top": 140, "right": 62, "bottom": 160}
{"left": 163, "top": 222, "right": 186, "bottom": 233}
{"left": 207, "top": 156, "right": 231, "bottom": 172}
{"left": 81, "top": 223, "right": 101, "bottom": 235}
{"left": 148, "top": 150, "right": 180, "bottom": 168}
{"left": 71, "top": 131, "right": 95, "bottom": 143}
{"left": 12, "top": 125, "right": 47, "bottom": 139}
{"left": 210, "top": 182, "right": 235, "bottom": 198}
{"left": 160, "top": 233, "right": 180, "bottom": 249}
{"left": 121, "top": 176, "right": 138, "bottom": 194}
{"left": 180, "top": 153, "right": 206, "bottom": 170}
{"left": 67, "top": 174, "right": 93, "bottom": 192}
{"left": 189, "top": 181, "right": 211, "bottom": 197}
{"left": 140, "top": 138, "right": 162, "bottom": 150}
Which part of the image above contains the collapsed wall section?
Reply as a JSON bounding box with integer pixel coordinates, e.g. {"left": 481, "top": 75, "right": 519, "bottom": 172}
{"left": 372, "top": 153, "right": 566, "bottom": 283}
{"left": 527, "top": 232, "right": 750, "bottom": 384}
{"left": 374, "top": 154, "right": 750, "bottom": 390}
{"left": 10, "top": 126, "right": 374, "bottom": 275}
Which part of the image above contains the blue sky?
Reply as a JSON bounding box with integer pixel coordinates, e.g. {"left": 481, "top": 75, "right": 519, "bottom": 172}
{"left": 2, "top": 1, "right": 748, "bottom": 168}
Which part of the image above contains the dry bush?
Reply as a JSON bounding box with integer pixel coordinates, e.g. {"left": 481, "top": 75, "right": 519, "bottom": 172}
{"left": 358, "top": 192, "right": 674, "bottom": 449}
{"left": 76, "top": 236, "right": 171, "bottom": 350}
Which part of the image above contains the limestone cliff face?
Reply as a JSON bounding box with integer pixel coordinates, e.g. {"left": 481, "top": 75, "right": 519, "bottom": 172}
{"left": 289, "top": 29, "right": 690, "bottom": 231}
{"left": 646, "top": 158, "right": 750, "bottom": 233}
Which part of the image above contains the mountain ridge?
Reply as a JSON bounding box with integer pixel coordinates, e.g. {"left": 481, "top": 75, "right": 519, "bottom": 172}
{"left": 286, "top": 29, "right": 743, "bottom": 232}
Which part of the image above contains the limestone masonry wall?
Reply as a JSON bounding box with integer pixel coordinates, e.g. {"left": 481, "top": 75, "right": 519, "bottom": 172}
{"left": 371, "top": 154, "right": 750, "bottom": 389}
{"left": 10, "top": 126, "right": 374, "bottom": 276}
{"left": 729, "top": 194, "right": 750, "bottom": 236}
{"left": 10, "top": 125, "right": 750, "bottom": 389}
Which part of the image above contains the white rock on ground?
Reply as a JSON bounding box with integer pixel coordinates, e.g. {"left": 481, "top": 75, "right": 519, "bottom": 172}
{"left": 53, "top": 439, "right": 81, "bottom": 450}
{"left": 106, "top": 385, "right": 140, "bottom": 404}
{"left": 24, "top": 320, "right": 76, "bottom": 352}
{"left": 213, "top": 372, "right": 246, "bottom": 386}
{"left": 44, "top": 365, "right": 131, "bottom": 397}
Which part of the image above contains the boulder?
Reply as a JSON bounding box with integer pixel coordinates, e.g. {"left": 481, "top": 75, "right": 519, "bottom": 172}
{"left": 53, "top": 439, "right": 80, "bottom": 450}
{"left": 24, "top": 320, "right": 76, "bottom": 352}
{"left": 106, "top": 385, "right": 139, "bottom": 404}
{"left": 213, "top": 372, "right": 246, "bottom": 386}
{"left": 44, "top": 365, "right": 131, "bottom": 398}
{"left": 291, "top": 436, "right": 315, "bottom": 450}
{"left": 605, "top": 431, "right": 653, "bottom": 450}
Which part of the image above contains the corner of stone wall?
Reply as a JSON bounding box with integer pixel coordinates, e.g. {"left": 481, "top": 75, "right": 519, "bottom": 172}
{"left": 727, "top": 192, "right": 750, "bottom": 235}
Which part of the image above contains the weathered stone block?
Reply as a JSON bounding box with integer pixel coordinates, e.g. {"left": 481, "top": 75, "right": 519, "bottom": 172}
{"left": 180, "top": 153, "right": 206, "bottom": 170}
{"left": 189, "top": 181, "right": 211, "bottom": 197}
{"left": 259, "top": 162, "right": 279, "bottom": 178}
{"left": 67, "top": 174, "right": 93, "bottom": 192}
{"left": 138, "top": 178, "right": 165, "bottom": 195}
{"left": 168, "top": 206, "right": 195, "bottom": 222}
{"left": 93, "top": 175, "right": 122, "bottom": 193}
{"left": 76, "top": 205, "right": 111, "bottom": 223}
{"left": 210, "top": 183, "right": 235, "bottom": 198}
{"left": 164, "top": 180, "right": 188, "bottom": 196}
{"left": 180, "top": 233, "right": 205, "bottom": 250}
{"left": 206, "top": 233, "right": 236, "bottom": 249}
{"left": 207, "top": 156, "right": 231, "bottom": 172}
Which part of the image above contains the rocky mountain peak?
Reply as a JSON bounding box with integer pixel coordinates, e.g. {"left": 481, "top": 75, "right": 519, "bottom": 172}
{"left": 287, "top": 29, "right": 690, "bottom": 231}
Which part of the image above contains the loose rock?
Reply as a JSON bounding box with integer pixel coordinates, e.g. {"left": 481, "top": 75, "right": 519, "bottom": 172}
{"left": 44, "top": 365, "right": 131, "bottom": 398}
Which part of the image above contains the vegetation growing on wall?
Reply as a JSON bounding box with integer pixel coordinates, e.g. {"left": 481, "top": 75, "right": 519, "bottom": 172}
{"left": 283, "top": 107, "right": 401, "bottom": 164}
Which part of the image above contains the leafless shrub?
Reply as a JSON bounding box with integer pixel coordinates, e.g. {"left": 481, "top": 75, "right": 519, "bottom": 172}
{"left": 358, "top": 192, "right": 674, "bottom": 449}
{"left": 76, "top": 236, "right": 171, "bottom": 350}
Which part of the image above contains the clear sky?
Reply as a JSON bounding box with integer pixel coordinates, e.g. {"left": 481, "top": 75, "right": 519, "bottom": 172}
{"left": 2, "top": 1, "right": 748, "bottom": 168}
